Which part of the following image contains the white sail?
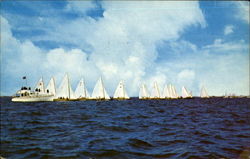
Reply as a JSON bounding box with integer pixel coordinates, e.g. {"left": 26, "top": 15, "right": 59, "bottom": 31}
{"left": 169, "top": 84, "right": 178, "bottom": 99}
{"left": 75, "top": 78, "right": 90, "bottom": 99}
{"left": 56, "top": 74, "right": 76, "bottom": 99}
{"left": 150, "top": 82, "right": 160, "bottom": 99}
{"left": 91, "top": 77, "right": 110, "bottom": 100}
{"left": 182, "top": 86, "right": 192, "bottom": 98}
{"left": 139, "top": 84, "right": 149, "bottom": 99}
{"left": 113, "top": 81, "right": 130, "bottom": 99}
{"left": 162, "top": 84, "right": 170, "bottom": 98}
{"left": 200, "top": 87, "right": 209, "bottom": 98}
{"left": 34, "top": 78, "right": 45, "bottom": 94}
{"left": 45, "top": 77, "right": 56, "bottom": 96}
{"left": 168, "top": 84, "right": 173, "bottom": 98}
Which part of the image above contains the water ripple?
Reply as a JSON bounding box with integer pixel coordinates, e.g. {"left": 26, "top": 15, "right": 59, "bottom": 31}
{"left": 1, "top": 97, "right": 250, "bottom": 159}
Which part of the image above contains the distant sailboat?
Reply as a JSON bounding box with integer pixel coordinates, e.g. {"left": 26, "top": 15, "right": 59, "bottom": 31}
{"left": 12, "top": 77, "right": 54, "bottom": 102}
{"left": 139, "top": 84, "right": 149, "bottom": 99}
{"left": 182, "top": 86, "right": 192, "bottom": 98}
{"left": 45, "top": 77, "right": 56, "bottom": 96}
{"left": 200, "top": 86, "right": 209, "bottom": 98}
{"left": 91, "top": 77, "right": 110, "bottom": 100}
{"left": 75, "top": 78, "right": 90, "bottom": 100}
{"left": 150, "top": 82, "right": 161, "bottom": 99}
{"left": 169, "top": 84, "right": 179, "bottom": 99}
{"left": 161, "top": 84, "right": 171, "bottom": 99}
{"left": 54, "top": 74, "right": 76, "bottom": 101}
{"left": 113, "top": 80, "right": 130, "bottom": 99}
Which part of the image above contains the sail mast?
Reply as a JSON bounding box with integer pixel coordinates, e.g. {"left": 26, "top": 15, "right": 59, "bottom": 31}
{"left": 122, "top": 81, "right": 125, "bottom": 98}
{"left": 67, "top": 74, "right": 70, "bottom": 99}
{"left": 156, "top": 82, "right": 160, "bottom": 97}
{"left": 101, "top": 77, "right": 105, "bottom": 99}
{"left": 42, "top": 77, "right": 45, "bottom": 93}
{"left": 53, "top": 77, "right": 56, "bottom": 95}
{"left": 84, "top": 78, "right": 86, "bottom": 98}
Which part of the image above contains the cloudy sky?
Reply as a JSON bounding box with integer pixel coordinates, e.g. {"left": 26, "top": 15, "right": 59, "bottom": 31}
{"left": 1, "top": 1, "right": 249, "bottom": 96}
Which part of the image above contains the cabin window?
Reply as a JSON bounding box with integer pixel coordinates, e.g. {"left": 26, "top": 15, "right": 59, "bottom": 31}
{"left": 47, "top": 89, "right": 49, "bottom": 93}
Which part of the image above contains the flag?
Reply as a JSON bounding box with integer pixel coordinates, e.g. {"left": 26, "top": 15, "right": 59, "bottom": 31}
{"left": 22, "top": 76, "right": 26, "bottom": 79}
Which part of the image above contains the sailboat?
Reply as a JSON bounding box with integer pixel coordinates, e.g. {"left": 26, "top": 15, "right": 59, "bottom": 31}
{"left": 169, "top": 84, "right": 179, "bottom": 99}
{"left": 139, "top": 83, "right": 149, "bottom": 99}
{"left": 113, "top": 80, "right": 130, "bottom": 100}
{"left": 75, "top": 78, "right": 90, "bottom": 100}
{"left": 12, "top": 77, "right": 54, "bottom": 102}
{"left": 161, "top": 84, "right": 171, "bottom": 99}
{"left": 150, "top": 82, "right": 161, "bottom": 99}
{"left": 181, "top": 86, "right": 192, "bottom": 98}
{"left": 45, "top": 77, "right": 56, "bottom": 96}
{"left": 54, "top": 74, "right": 77, "bottom": 101}
{"left": 91, "top": 77, "right": 110, "bottom": 100}
{"left": 200, "top": 86, "right": 209, "bottom": 98}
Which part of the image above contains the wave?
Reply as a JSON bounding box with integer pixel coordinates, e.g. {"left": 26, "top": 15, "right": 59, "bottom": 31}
{"left": 1, "top": 97, "right": 250, "bottom": 159}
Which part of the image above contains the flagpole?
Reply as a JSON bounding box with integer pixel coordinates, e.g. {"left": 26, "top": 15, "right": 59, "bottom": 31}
{"left": 22, "top": 76, "right": 27, "bottom": 87}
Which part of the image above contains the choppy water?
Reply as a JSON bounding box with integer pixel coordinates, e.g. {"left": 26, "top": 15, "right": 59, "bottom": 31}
{"left": 1, "top": 97, "right": 250, "bottom": 159}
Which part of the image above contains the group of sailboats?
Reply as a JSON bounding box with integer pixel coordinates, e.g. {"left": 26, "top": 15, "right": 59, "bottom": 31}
{"left": 139, "top": 82, "right": 209, "bottom": 99}
{"left": 139, "top": 82, "right": 192, "bottom": 99}
{"left": 12, "top": 75, "right": 210, "bottom": 102}
{"left": 12, "top": 74, "right": 129, "bottom": 102}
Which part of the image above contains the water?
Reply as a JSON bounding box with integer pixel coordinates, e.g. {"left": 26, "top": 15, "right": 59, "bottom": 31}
{"left": 1, "top": 97, "right": 250, "bottom": 159}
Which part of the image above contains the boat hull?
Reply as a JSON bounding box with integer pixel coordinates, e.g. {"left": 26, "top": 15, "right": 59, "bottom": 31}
{"left": 12, "top": 96, "right": 54, "bottom": 102}
{"left": 113, "top": 97, "right": 130, "bottom": 100}
{"left": 77, "top": 98, "right": 91, "bottom": 101}
{"left": 139, "top": 97, "right": 150, "bottom": 100}
{"left": 53, "top": 98, "right": 78, "bottom": 102}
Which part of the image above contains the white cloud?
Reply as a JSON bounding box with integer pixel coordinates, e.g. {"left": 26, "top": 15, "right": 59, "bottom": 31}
{"left": 203, "top": 38, "right": 248, "bottom": 53}
{"left": 2, "top": 1, "right": 249, "bottom": 97}
{"left": 234, "top": 1, "right": 249, "bottom": 23}
{"left": 149, "top": 36, "right": 249, "bottom": 96}
{"left": 182, "top": 40, "right": 248, "bottom": 96}
{"left": 65, "top": 1, "right": 97, "bottom": 14}
{"left": 177, "top": 69, "right": 196, "bottom": 89}
{"left": 1, "top": 1, "right": 206, "bottom": 96}
{"left": 224, "top": 25, "right": 234, "bottom": 35}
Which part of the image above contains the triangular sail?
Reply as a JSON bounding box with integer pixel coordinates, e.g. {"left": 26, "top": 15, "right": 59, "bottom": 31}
{"left": 56, "top": 74, "right": 76, "bottom": 99}
{"left": 139, "top": 84, "right": 149, "bottom": 99}
{"left": 113, "top": 81, "right": 129, "bottom": 99}
{"left": 91, "top": 77, "right": 110, "bottom": 100}
{"left": 169, "top": 84, "right": 178, "bottom": 99}
{"left": 45, "top": 77, "right": 56, "bottom": 96}
{"left": 35, "top": 78, "right": 45, "bottom": 93}
{"left": 150, "top": 82, "right": 160, "bottom": 99}
{"left": 200, "top": 87, "right": 209, "bottom": 98}
{"left": 162, "top": 84, "right": 170, "bottom": 98}
{"left": 75, "top": 78, "right": 90, "bottom": 99}
{"left": 182, "top": 86, "right": 192, "bottom": 98}
{"left": 168, "top": 84, "right": 173, "bottom": 98}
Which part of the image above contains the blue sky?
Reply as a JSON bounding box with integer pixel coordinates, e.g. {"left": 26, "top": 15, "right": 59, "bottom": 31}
{"left": 1, "top": 1, "right": 249, "bottom": 96}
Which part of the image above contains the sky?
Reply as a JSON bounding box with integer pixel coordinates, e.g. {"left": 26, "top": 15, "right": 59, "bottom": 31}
{"left": 1, "top": 1, "right": 249, "bottom": 96}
